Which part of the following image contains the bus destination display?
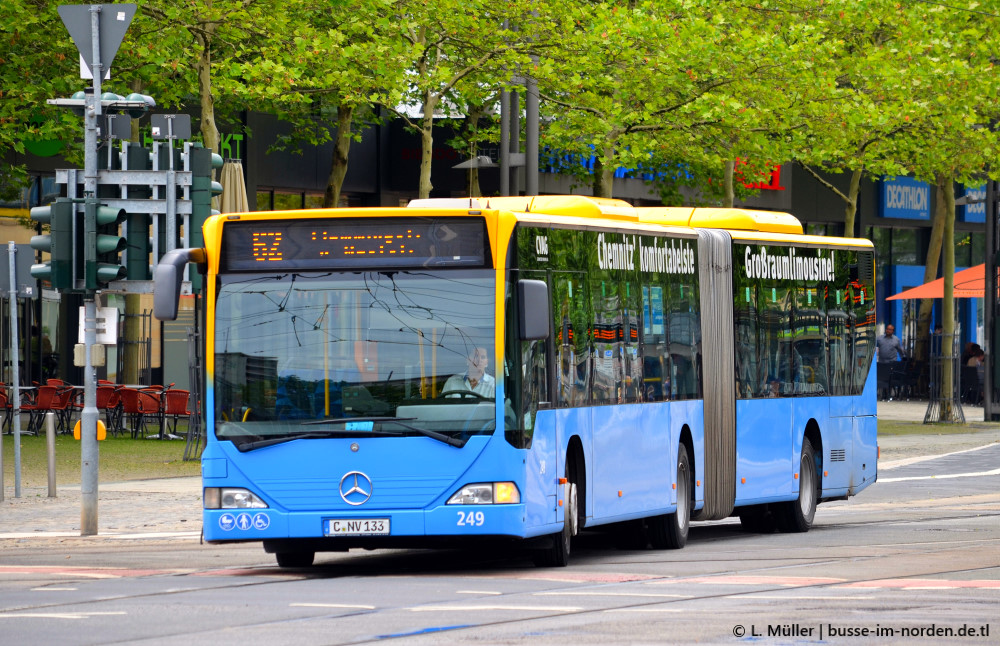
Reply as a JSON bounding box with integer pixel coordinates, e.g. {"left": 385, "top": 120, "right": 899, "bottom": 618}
{"left": 221, "top": 217, "right": 487, "bottom": 270}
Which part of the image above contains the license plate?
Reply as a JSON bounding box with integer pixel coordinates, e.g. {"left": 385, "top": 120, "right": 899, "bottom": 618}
{"left": 325, "top": 518, "right": 390, "bottom": 536}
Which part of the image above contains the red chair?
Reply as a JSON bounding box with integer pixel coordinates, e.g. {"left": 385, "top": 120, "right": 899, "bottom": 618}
{"left": 96, "top": 385, "right": 123, "bottom": 436}
{"left": 163, "top": 389, "right": 192, "bottom": 438}
{"left": 138, "top": 390, "right": 165, "bottom": 438}
{"left": 50, "top": 386, "right": 77, "bottom": 432}
{"left": 21, "top": 385, "right": 58, "bottom": 435}
{"left": 120, "top": 387, "right": 165, "bottom": 438}
{"left": 0, "top": 389, "right": 10, "bottom": 434}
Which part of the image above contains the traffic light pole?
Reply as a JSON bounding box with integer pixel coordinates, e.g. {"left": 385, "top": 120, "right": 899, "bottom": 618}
{"left": 79, "top": 5, "right": 104, "bottom": 537}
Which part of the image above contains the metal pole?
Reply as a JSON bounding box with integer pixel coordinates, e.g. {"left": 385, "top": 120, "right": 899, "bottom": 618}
{"left": 8, "top": 242, "right": 21, "bottom": 498}
{"left": 79, "top": 3, "right": 103, "bottom": 535}
{"left": 81, "top": 297, "right": 99, "bottom": 535}
{"left": 500, "top": 89, "right": 510, "bottom": 196}
{"left": 46, "top": 411, "right": 56, "bottom": 497}
{"left": 984, "top": 178, "right": 997, "bottom": 421}
{"left": 510, "top": 91, "right": 521, "bottom": 196}
{"left": 525, "top": 70, "right": 539, "bottom": 196}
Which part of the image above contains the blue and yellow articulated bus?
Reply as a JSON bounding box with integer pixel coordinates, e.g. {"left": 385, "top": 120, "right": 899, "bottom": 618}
{"left": 154, "top": 195, "right": 877, "bottom": 567}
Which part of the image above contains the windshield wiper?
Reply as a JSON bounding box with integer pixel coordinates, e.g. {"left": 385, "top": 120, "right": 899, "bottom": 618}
{"left": 302, "top": 416, "right": 467, "bottom": 448}
{"left": 234, "top": 428, "right": 403, "bottom": 452}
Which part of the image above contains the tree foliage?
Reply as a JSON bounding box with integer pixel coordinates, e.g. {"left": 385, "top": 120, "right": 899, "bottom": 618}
{"left": 2, "top": 0, "right": 999, "bottom": 218}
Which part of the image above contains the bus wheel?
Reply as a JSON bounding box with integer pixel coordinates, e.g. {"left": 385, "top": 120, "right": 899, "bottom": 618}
{"left": 649, "top": 448, "right": 691, "bottom": 549}
{"left": 776, "top": 438, "right": 819, "bottom": 533}
{"left": 275, "top": 551, "right": 315, "bottom": 568}
{"left": 534, "top": 477, "right": 577, "bottom": 567}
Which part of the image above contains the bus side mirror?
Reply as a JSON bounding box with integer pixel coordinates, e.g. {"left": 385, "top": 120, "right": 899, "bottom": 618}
{"left": 153, "top": 248, "right": 206, "bottom": 321}
{"left": 518, "top": 279, "right": 550, "bottom": 341}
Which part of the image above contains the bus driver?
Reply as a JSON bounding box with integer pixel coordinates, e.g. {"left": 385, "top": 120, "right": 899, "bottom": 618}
{"left": 444, "top": 347, "right": 496, "bottom": 398}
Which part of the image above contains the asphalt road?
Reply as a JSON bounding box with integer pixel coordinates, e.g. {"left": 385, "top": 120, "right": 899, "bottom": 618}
{"left": 0, "top": 437, "right": 997, "bottom": 645}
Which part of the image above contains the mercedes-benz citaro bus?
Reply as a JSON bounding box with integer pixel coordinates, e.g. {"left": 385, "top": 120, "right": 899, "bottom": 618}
{"left": 153, "top": 195, "right": 877, "bottom": 568}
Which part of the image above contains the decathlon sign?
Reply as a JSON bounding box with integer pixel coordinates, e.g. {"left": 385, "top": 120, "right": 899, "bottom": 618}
{"left": 959, "top": 184, "right": 986, "bottom": 223}
{"left": 880, "top": 176, "right": 930, "bottom": 220}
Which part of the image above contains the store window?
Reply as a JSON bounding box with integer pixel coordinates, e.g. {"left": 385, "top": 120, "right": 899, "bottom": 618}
{"left": 955, "top": 231, "right": 974, "bottom": 267}
{"left": 889, "top": 229, "right": 919, "bottom": 266}
{"left": 255, "top": 189, "right": 325, "bottom": 211}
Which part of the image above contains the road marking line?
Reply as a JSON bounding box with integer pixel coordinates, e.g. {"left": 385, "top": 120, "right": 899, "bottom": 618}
{"left": 879, "top": 468, "right": 1000, "bottom": 483}
{"left": 646, "top": 575, "right": 845, "bottom": 586}
{"left": 535, "top": 591, "right": 689, "bottom": 599}
{"left": 0, "top": 611, "right": 127, "bottom": 620}
{"left": 604, "top": 608, "right": 683, "bottom": 613}
{"left": 880, "top": 442, "right": 999, "bottom": 470}
{"left": 0, "top": 613, "right": 87, "bottom": 620}
{"left": 290, "top": 603, "right": 375, "bottom": 610}
{"left": 840, "top": 579, "right": 1000, "bottom": 589}
{"left": 487, "top": 571, "right": 661, "bottom": 584}
{"left": 0, "top": 566, "right": 177, "bottom": 578}
{"left": 410, "top": 604, "right": 581, "bottom": 612}
{"left": 456, "top": 590, "right": 503, "bottom": 595}
{"left": 31, "top": 587, "right": 78, "bottom": 591}
{"left": 724, "top": 595, "right": 876, "bottom": 600}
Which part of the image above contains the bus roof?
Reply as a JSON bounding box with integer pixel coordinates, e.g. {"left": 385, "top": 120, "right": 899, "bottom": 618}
{"left": 410, "top": 195, "right": 804, "bottom": 235}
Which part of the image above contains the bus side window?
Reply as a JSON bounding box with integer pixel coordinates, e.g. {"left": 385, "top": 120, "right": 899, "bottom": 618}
{"left": 521, "top": 338, "right": 548, "bottom": 435}
{"left": 554, "top": 273, "right": 589, "bottom": 407}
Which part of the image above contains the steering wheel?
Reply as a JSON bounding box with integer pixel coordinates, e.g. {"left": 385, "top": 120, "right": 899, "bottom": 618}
{"left": 439, "top": 389, "right": 491, "bottom": 400}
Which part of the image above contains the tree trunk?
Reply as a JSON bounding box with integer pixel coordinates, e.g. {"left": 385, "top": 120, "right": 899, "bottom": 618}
{"left": 592, "top": 144, "right": 615, "bottom": 198}
{"left": 467, "top": 166, "right": 481, "bottom": 197}
{"left": 323, "top": 105, "right": 354, "bottom": 208}
{"left": 464, "top": 104, "right": 483, "bottom": 197}
{"left": 843, "top": 168, "right": 862, "bottom": 237}
{"left": 122, "top": 294, "right": 142, "bottom": 385}
{"left": 940, "top": 174, "right": 957, "bottom": 421}
{"left": 914, "top": 178, "right": 947, "bottom": 364}
{"left": 723, "top": 160, "right": 735, "bottom": 208}
{"left": 196, "top": 35, "right": 219, "bottom": 154}
{"left": 417, "top": 93, "right": 438, "bottom": 199}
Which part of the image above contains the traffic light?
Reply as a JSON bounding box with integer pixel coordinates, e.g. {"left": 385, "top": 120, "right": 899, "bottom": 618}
{"left": 188, "top": 145, "right": 223, "bottom": 292}
{"left": 189, "top": 144, "right": 223, "bottom": 228}
{"left": 84, "top": 199, "right": 127, "bottom": 289}
{"left": 29, "top": 198, "right": 75, "bottom": 289}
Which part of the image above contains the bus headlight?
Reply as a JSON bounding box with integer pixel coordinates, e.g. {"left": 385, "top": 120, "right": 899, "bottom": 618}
{"left": 447, "top": 482, "right": 520, "bottom": 505}
{"left": 204, "top": 487, "right": 268, "bottom": 509}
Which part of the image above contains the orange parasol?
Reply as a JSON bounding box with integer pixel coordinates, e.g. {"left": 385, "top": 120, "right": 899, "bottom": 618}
{"left": 886, "top": 264, "right": 985, "bottom": 301}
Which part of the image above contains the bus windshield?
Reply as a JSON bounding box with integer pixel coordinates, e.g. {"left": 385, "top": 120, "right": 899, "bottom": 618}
{"left": 213, "top": 269, "right": 497, "bottom": 450}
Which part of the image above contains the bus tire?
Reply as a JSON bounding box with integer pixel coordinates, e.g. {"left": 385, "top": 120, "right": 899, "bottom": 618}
{"left": 649, "top": 448, "right": 691, "bottom": 549}
{"left": 533, "top": 478, "right": 577, "bottom": 567}
{"left": 275, "top": 551, "right": 315, "bottom": 568}
{"left": 776, "top": 438, "right": 819, "bottom": 533}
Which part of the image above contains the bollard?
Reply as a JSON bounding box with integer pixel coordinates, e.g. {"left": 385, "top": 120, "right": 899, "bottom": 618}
{"left": 46, "top": 411, "right": 57, "bottom": 497}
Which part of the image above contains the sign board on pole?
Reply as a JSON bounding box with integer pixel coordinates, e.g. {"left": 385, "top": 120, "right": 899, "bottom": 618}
{"left": 0, "top": 244, "right": 38, "bottom": 299}
{"left": 57, "top": 4, "right": 136, "bottom": 78}
{"left": 78, "top": 306, "right": 119, "bottom": 345}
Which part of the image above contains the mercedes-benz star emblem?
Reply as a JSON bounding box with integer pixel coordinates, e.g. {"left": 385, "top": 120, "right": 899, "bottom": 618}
{"left": 339, "top": 471, "right": 373, "bottom": 506}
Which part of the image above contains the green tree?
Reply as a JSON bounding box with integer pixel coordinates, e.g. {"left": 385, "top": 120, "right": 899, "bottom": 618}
{"left": 0, "top": 1, "right": 82, "bottom": 201}
{"left": 533, "top": 0, "right": 812, "bottom": 202}
{"left": 125, "top": 0, "right": 287, "bottom": 153}
{"left": 234, "top": 0, "right": 410, "bottom": 207}
{"left": 388, "top": 0, "right": 536, "bottom": 199}
{"left": 888, "top": 2, "right": 1000, "bottom": 420}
